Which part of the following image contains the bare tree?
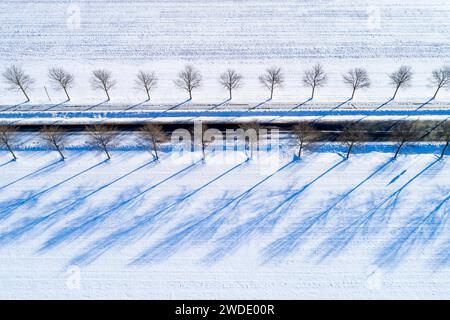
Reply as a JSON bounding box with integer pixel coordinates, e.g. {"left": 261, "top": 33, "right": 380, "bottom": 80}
{"left": 339, "top": 124, "right": 366, "bottom": 158}
{"left": 174, "top": 65, "right": 202, "bottom": 100}
{"left": 135, "top": 71, "right": 158, "bottom": 101}
{"left": 91, "top": 69, "right": 116, "bottom": 101}
{"left": 239, "top": 122, "right": 261, "bottom": 159}
{"left": 0, "top": 125, "right": 18, "bottom": 160}
{"left": 437, "top": 121, "right": 450, "bottom": 158}
{"left": 3, "top": 65, "right": 34, "bottom": 102}
{"left": 219, "top": 69, "right": 243, "bottom": 100}
{"left": 389, "top": 65, "right": 413, "bottom": 99}
{"left": 342, "top": 68, "right": 371, "bottom": 99}
{"left": 40, "top": 126, "right": 66, "bottom": 160}
{"left": 198, "top": 123, "right": 210, "bottom": 160}
{"left": 139, "top": 124, "right": 167, "bottom": 160}
{"left": 303, "top": 63, "right": 327, "bottom": 99}
{"left": 86, "top": 124, "right": 118, "bottom": 160}
{"left": 391, "top": 122, "right": 419, "bottom": 158}
{"left": 259, "top": 67, "right": 284, "bottom": 99}
{"left": 430, "top": 66, "right": 450, "bottom": 99}
{"left": 189, "top": 123, "right": 211, "bottom": 160}
{"left": 48, "top": 67, "right": 75, "bottom": 101}
{"left": 292, "top": 123, "right": 317, "bottom": 157}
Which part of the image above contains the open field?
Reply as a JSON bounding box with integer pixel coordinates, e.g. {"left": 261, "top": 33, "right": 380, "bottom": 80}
{"left": 1, "top": 0, "right": 450, "bottom": 299}
{"left": 1, "top": 1, "right": 450, "bottom": 107}
{"left": 1, "top": 133, "right": 450, "bottom": 299}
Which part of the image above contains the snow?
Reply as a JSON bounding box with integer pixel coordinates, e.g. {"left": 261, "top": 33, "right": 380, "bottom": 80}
{"left": 1, "top": 108, "right": 450, "bottom": 127}
{"left": 1, "top": 0, "right": 450, "bottom": 299}
{"left": 0, "top": 132, "right": 450, "bottom": 299}
{"left": 1, "top": 1, "right": 450, "bottom": 108}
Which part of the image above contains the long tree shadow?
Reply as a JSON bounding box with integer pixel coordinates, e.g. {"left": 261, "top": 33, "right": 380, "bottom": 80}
{"left": 43, "top": 100, "right": 69, "bottom": 111}
{"left": 416, "top": 97, "right": 435, "bottom": 110}
{"left": 311, "top": 99, "right": 353, "bottom": 123}
{"left": 418, "top": 117, "right": 450, "bottom": 141}
{"left": 164, "top": 99, "right": 191, "bottom": 112}
{"left": 0, "top": 190, "right": 37, "bottom": 222}
{"left": 209, "top": 98, "right": 232, "bottom": 111}
{"left": 433, "top": 235, "right": 450, "bottom": 269}
{"left": 186, "top": 98, "right": 233, "bottom": 122}
{"left": 388, "top": 115, "right": 444, "bottom": 139}
{"left": 125, "top": 99, "right": 150, "bottom": 111}
{"left": 315, "top": 157, "right": 442, "bottom": 262}
{"left": 131, "top": 160, "right": 296, "bottom": 265}
{"left": 0, "top": 160, "right": 106, "bottom": 223}
{"left": 374, "top": 97, "right": 394, "bottom": 111}
{"left": 375, "top": 192, "right": 450, "bottom": 269}
{"left": 290, "top": 97, "right": 313, "bottom": 110}
{"left": 68, "top": 160, "right": 247, "bottom": 266}
{"left": 0, "top": 159, "right": 15, "bottom": 169}
{"left": 262, "top": 157, "right": 395, "bottom": 263}
{"left": 387, "top": 169, "right": 407, "bottom": 186}
{"left": 0, "top": 160, "right": 62, "bottom": 192}
{"left": 352, "top": 115, "right": 370, "bottom": 124}
{"left": 201, "top": 158, "right": 346, "bottom": 264}
{"left": 248, "top": 98, "right": 272, "bottom": 111}
{"left": 84, "top": 99, "right": 109, "bottom": 111}
{"left": 0, "top": 159, "right": 158, "bottom": 247}
{"left": 39, "top": 159, "right": 198, "bottom": 253}
{"left": 384, "top": 116, "right": 413, "bottom": 132}
{"left": 268, "top": 98, "right": 314, "bottom": 123}
{"left": 0, "top": 120, "right": 21, "bottom": 126}
{"left": 331, "top": 98, "right": 353, "bottom": 111}
{"left": 0, "top": 101, "right": 28, "bottom": 112}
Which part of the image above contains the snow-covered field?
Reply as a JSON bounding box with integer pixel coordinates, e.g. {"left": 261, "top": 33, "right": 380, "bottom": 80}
{"left": 1, "top": 0, "right": 450, "bottom": 108}
{"left": 0, "top": 133, "right": 450, "bottom": 299}
{"left": 2, "top": 0, "right": 450, "bottom": 299}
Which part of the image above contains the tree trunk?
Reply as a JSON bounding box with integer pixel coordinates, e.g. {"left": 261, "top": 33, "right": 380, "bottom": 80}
{"left": 244, "top": 141, "right": 249, "bottom": 158}
{"left": 229, "top": 88, "right": 232, "bottom": 100}
{"left": 346, "top": 143, "right": 354, "bottom": 158}
{"left": 44, "top": 86, "right": 51, "bottom": 102}
{"left": 20, "top": 86, "right": 30, "bottom": 102}
{"left": 5, "top": 142, "right": 17, "bottom": 160}
{"left": 441, "top": 141, "right": 449, "bottom": 158}
{"left": 103, "top": 145, "right": 111, "bottom": 160}
{"left": 392, "top": 85, "right": 400, "bottom": 99}
{"left": 152, "top": 137, "right": 159, "bottom": 160}
{"left": 311, "top": 86, "right": 315, "bottom": 99}
{"left": 105, "top": 90, "right": 110, "bottom": 101}
{"left": 63, "top": 87, "right": 70, "bottom": 101}
{"left": 394, "top": 141, "right": 404, "bottom": 158}
{"left": 146, "top": 89, "right": 150, "bottom": 101}
{"left": 351, "top": 87, "right": 356, "bottom": 100}
{"left": 270, "top": 84, "right": 274, "bottom": 99}
{"left": 189, "top": 90, "right": 192, "bottom": 100}
{"left": 55, "top": 144, "right": 65, "bottom": 160}
{"left": 298, "top": 141, "right": 303, "bottom": 157}
{"left": 202, "top": 142, "right": 206, "bottom": 160}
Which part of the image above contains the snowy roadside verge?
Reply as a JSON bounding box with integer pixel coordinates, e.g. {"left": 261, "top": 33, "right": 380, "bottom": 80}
{"left": 1, "top": 108, "right": 450, "bottom": 125}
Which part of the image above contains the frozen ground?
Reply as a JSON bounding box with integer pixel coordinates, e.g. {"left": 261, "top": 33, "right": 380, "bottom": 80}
{"left": 1, "top": 1, "right": 450, "bottom": 108}
{"left": 0, "top": 133, "right": 450, "bottom": 298}
{"left": 2, "top": 0, "right": 450, "bottom": 299}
